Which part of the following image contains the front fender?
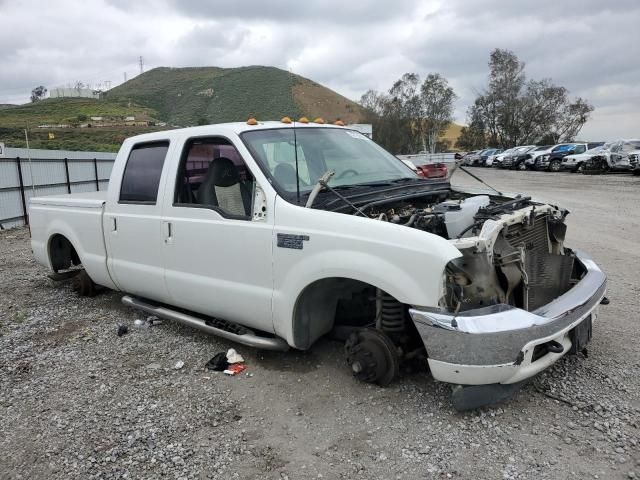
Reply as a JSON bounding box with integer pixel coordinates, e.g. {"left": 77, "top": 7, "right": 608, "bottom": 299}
{"left": 272, "top": 198, "right": 462, "bottom": 345}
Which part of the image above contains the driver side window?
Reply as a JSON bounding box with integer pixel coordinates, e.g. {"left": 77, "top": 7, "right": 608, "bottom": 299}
{"left": 574, "top": 145, "right": 586, "bottom": 154}
{"left": 174, "top": 137, "right": 254, "bottom": 219}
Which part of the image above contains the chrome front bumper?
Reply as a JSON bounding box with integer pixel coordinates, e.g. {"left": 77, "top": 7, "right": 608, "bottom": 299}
{"left": 409, "top": 251, "right": 606, "bottom": 384}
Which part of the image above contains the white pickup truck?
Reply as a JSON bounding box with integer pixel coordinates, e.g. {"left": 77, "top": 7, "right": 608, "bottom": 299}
{"left": 29, "top": 120, "right": 607, "bottom": 409}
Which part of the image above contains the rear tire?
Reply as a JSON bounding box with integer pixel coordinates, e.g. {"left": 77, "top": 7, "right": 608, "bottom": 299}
{"left": 517, "top": 161, "right": 527, "bottom": 171}
{"left": 72, "top": 270, "right": 97, "bottom": 297}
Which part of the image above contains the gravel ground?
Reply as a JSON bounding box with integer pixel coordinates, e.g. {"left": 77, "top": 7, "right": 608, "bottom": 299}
{"left": 1, "top": 168, "right": 639, "bottom": 479}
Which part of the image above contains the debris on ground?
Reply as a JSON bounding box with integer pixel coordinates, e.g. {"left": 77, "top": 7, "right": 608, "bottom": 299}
{"left": 226, "top": 348, "right": 244, "bottom": 364}
{"left": 174, "top": 360, "right": 184, "bottom": 370}
{"left": 223, "top": 363, "right": 247, "bottom": 376}
{"left": 146, "top": 315, "right": 162, "bottom": 326}
{"left": 116, "top": 324, "right": 128, "bottom": 336}
{"left": 205, "top": 352, "right": 229, "bottom": 371}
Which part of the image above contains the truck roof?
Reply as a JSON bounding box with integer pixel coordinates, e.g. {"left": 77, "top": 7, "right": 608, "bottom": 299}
{"left": 123, "top": 121, "right": 349, "bottom": 144}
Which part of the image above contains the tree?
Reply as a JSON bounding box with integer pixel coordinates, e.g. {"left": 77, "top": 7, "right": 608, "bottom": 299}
{"left": 418, "top": 73, "right": 457, "bottom": 153}
{"left": 468, "top": 48, "right": 594, "bottom": 147}
{"left": 360, "top": 72, "right": 458, "bottom": 154}
{"left": 360, "top": 75, "right": 420, "bottom": 154}
{"left": 456, "top": 125, "right": 486, "bottom": 151}
{"left": 30, "top": 85, "right": 47, "bottom": 102}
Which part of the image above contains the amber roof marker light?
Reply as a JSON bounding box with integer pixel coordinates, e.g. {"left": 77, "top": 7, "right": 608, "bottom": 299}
{"left": 247, "top": 117, "right": 258, "bottom": 125}
{"left": 334, "top": 120, "right": 345, "bottom": 126}
{"left": 281, "top": 116, "right": 292, "bottom": 124}
{"left": 298, "top": 117, "right": 309, "bottom": 124}
{"left": 313, "top": 117, "right": 325, "bottom": 124}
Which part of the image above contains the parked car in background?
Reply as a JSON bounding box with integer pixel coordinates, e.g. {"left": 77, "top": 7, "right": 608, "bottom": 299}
{"left": 500, "top": 145, "right": 537, "bottom": 169}
{"left": 486, "top": 149, "right": 507, "bottom": 167}
{"left": 535, "top": 143, "right": 604, "bottom": 172}
{"left": 561, "top": 144, "right": 609, "bottom": 173}
{"left": 583, "top": 139, "right": 640, "bottom": 173}
{"left": 525, "top": 144, "right": 564, "bottom": 170}
{"left": 403, "top": 158, "right": 449, "bottom": 179}
{"left": 479, "top": 148, "right": 502, "bottom": 166}
{"left": 508, "top": 145, "right": 553, "bottom": 170}
{"left": 461, "top": 150, "right": 481, "bottom": 166}
{"left": 490, "top": 148, "right": 515, "bottom": 168}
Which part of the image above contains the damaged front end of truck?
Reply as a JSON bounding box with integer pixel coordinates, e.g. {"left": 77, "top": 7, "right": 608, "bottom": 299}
{"left": 405, "top": 194, "right": 607, "bottom": 410}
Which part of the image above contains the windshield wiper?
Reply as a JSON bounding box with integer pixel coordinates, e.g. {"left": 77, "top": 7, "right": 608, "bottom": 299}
{"left": 305, "top": 170, "right": 367, "bottom": 216}
{"left": 390, "top": 177, "right": 427, "bottom": 184}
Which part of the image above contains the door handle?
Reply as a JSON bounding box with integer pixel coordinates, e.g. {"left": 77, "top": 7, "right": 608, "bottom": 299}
{"left": 164, "top": 221, "right": 172, "bottom": 243}
{"left": 111, "top": 217, "right": 117, "bottom": 232}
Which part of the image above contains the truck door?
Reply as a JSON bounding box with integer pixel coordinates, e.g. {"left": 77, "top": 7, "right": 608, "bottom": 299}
{"left": 160, "top": 136, "right": 274, "bottom": 333}
{"left": 103, "top": 140, "right": 173, "bottom": 301}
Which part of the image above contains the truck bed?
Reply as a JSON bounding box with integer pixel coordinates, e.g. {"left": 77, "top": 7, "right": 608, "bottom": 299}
{"left": 29, "top": 190, "right": 116, "bottom": 290}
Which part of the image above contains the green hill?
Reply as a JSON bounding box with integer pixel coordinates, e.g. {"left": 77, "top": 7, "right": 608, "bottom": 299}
{"left": 0, "top": 66, "right": 366, "bottom": 151}
{"left": 106, "top": 66, "right": 365, "bottom": 126}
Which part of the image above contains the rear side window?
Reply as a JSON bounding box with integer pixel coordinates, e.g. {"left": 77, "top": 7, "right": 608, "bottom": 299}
{"left": 119, "top": 141, "right": 169, "bottom": 203}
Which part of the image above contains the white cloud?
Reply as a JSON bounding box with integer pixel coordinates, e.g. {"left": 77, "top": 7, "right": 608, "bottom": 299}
{"left": 0, "top": 0, "right": 638, "bottom": 138}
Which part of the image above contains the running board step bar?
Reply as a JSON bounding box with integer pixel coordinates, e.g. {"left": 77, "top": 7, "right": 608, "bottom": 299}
{"left": 121, "top": 295, "right": 289, "bottom": 351}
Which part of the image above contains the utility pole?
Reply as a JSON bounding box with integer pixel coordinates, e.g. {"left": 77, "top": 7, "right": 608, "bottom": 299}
{"left": 124, "top": 72, "right": 127, "bottom": 83}
{"left": 105, "top": 80, "right": 111, "bottom": 90}
{"left": 139, "top": 56, "right": 144, "bottom": 75}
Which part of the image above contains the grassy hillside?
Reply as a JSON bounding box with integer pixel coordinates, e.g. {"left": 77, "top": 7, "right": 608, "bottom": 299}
{"left": 0, "top": 66, "right": 379, "bottom": 151}
{"left": 441, "top": 122, "right": 464, "bottom": 149}
{"left": 106, "top": 66, "right": 366, "bottom": 126}
{"left": 0, "top": 126, "right": 165, "bottom": 152}
{"left": 0, "top": 98, "right": 161, "bottom": 151}
{"left": 0, "top": 98, "right": 157, "bottom": 128}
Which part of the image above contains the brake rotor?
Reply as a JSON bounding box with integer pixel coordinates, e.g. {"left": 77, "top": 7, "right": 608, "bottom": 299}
{"left": 344, "top": 328, "right": 400, "bottom": 386}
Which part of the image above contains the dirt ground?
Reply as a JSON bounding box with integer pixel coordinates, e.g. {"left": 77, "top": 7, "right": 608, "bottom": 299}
{"left": 1, "top": 168, "right": 638, "bottom": 479}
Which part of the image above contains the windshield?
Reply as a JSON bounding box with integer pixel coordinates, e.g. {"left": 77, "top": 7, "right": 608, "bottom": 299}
{"left": 586, "top": 145, "right": 606, "bottom": 154}
{"left": 241, "top": 127, "right": 417, "bottom": 194}
{"left": 553, "top": 144, "right": 574, "bottom": 152}
{"left": 513, "top": 146, "right": 533, "bottom": 154}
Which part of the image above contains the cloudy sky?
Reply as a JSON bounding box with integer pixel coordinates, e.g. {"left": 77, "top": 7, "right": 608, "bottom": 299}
{"left": 1, "top": 0, "right": 639, "bottom": 139}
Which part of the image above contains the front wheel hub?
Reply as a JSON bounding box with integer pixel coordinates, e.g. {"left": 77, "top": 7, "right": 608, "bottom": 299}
{"left": 344, "top": 328, "right": 399, "bottom": 386}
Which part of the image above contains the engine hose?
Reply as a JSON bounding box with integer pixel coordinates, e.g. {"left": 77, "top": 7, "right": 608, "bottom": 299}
{"left": 403, "top": 213, "right": 418, "bottom": 227}
{"left": 456, "top": 221, "right": 482, "bottom": 239}
{"left": 380, "top": 291, "right": 405, "bottom": 333}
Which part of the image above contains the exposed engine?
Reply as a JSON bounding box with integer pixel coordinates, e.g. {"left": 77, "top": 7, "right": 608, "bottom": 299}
{"left": 364, "top": 192, "right": 581, "bottom": 314}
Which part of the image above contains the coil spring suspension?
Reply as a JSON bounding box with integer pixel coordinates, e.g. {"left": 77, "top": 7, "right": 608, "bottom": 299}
{"left": 378, "top": 290, "right": 405, "bottom": 333}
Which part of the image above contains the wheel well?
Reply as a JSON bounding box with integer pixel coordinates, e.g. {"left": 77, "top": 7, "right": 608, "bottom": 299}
{"left": 292, "top": 277, "right": 376, "bottom": 349}
{"left": 49, "top": 234, "right": 81, "bottom": 272}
